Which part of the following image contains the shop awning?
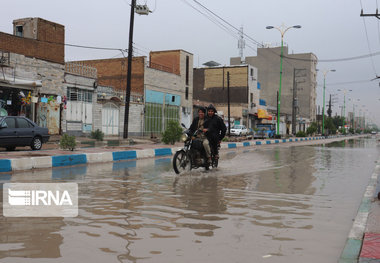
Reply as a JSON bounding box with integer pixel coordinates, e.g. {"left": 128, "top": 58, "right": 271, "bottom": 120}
{"left": 258, "top": 109, "right": 272, "bottom": 120}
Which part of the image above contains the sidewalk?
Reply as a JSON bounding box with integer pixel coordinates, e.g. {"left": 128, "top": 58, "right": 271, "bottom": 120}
{"left": 339, "top": 155, "right": 380, "bottom": 263}
{"left": 0, "top": 134, "right": 360, "bottom": 173}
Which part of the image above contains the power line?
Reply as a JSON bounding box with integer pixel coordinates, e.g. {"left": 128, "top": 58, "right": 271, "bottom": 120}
{"left": 360, "top": 0, "right": 379, "bottom": 76}
{"left": 283, "top": 50, "right": 380, "bottom": 62}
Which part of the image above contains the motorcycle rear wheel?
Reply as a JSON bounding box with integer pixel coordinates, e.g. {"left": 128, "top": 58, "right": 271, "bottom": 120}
{"left": 173, "top": 150, "right": 192, "bottom": 174}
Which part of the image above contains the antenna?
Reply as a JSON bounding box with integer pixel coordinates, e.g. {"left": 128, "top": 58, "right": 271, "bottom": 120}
{"left": 238, "top": 26, "right": 245, "bottom": 64}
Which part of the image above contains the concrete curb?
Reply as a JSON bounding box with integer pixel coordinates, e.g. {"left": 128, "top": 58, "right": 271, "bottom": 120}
{"left": 339, "top": 159, "right": 380, "bottom": 263}
{"left": 2, "top": 135, "right": 358, "bottom": 173}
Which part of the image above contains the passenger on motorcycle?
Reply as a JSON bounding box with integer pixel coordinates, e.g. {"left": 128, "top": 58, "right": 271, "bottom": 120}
{"left": 189, "top": 107, "right": 212, "bottom": 164}
{"left": 204, "top": 104, "right": 227, "bottom": 159}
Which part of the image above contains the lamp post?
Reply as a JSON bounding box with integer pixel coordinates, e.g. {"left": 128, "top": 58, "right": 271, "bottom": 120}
{"left": 317, "top": 69, "right": 336, "bottom": 135}
{"left": 266, "top": 23, "right": 301, "bottom": 137}
{"left": 337, "top": 88, "right": 352, "bottom": 132}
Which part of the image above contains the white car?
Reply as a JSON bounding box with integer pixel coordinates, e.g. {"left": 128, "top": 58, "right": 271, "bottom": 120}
{"left": 230, "top": 125, "right": 248, "bottom": 136}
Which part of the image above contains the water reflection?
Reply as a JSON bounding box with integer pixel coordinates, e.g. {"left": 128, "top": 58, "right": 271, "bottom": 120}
{"left": 0, "top": 138, "right": 378, "bottom": 262}
{"left": 255, "top": 146, "right": 317, "bottom": 195}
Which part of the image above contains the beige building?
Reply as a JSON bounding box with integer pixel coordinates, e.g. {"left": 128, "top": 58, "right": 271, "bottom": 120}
{"left": 193, "top": 64, "right": 261, "bottom": 128}
{"left": 231, "top": 46, "right": 317, "bottom": 134}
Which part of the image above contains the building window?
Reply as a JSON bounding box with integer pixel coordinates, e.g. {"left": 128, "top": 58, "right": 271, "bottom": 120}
{"left": 185, "top": 87, "right": 189, "bottom": 100}
{"left": 15, "top": 26, "right": 23, "bottom": 37}
{"left": 250, "top": 68, "right": 254, "bottom": 76}
{"left": 67, "top": 88, "right": 92, "bottom": 102}
{"left": 186, "top": 56, "right": 189, "bottom": 85}
{"left": 172, "top": 96, "right": 175, "bottom": 102}
{"left": 259, "top": 99, "right": 266, "bottom": 106}
{"left": 250, "top": 93, "right": 253, "bottom": 103}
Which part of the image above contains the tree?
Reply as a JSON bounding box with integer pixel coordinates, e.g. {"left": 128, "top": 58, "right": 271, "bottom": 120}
{"left": 325, "top": 117, "right": 336, "bottom": 135}
{"left": 162, "top": 121, "right": 183, "bottom": 145}
{"left": 306, "top": 122, "right": 318, "bottom": 135}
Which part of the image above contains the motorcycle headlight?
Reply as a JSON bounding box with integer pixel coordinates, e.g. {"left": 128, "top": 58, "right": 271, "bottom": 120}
{"left": 181, "top": 134, "right": 188, "bottom": 142}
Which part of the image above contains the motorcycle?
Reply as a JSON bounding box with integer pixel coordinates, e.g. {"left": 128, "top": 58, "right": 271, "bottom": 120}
{"left": 173, "top": 124, "right": 219, "bottom": 174}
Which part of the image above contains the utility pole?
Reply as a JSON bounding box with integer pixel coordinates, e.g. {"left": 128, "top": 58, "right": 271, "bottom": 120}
{"left": 123, "top": 0, "right": 136, "bottom": 139}
{"left": 123, "top": 1, "right": 150, "bottom": 138}
{"left": 227, "top": 72, "right": 231, "bottom": 136}
{"left": 360, "top": 9, "right": 380, "bottom": 19}
{"left": 327, "top": 94, "right": 332, "bottom": 118}
{"left": 291, "top": 68, "right": 306, "bottom": 135}
{"left": 292, "top": 70, "right": 297, "bottom": 135}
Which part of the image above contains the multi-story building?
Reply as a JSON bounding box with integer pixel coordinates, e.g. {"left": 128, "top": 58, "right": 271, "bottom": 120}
{"left": 193, "top": 64, "right": 261, "bottom": 128}
{"left": 77, "top": 49, "right": 193, "bottom": 137}
{"left": 0, "top": 17, "right": 65, "bottom": 134}
{"left": 231, "top": 46, "right": 317, "bottom": 134}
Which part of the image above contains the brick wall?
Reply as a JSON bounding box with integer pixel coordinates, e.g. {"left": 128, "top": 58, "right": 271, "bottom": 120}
{"left": 77, "top": 57, "right": 145, "bottom": 95}
{"left": 1, "top": 18, "right": 64, "bottom": 64}
{"left": 193, "top": 67, "right": 249, "bottom": 104}
{"left": 150, "top": 50, "right": 180, "bottom": 75}
{"left": 0, "top": 32, "right": 64, "bottom": 64}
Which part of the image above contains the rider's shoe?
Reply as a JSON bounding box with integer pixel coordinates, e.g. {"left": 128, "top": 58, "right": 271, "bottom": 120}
{"left": 207, "top": 157, "right": 212, "bottom": 164}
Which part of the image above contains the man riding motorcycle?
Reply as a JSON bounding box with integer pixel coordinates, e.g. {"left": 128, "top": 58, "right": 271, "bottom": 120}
{"left": 203, "top": 104, "right": 227, "bottom": 159}
{"left": 189, "top": 107, "right": 212, "bottom": 164}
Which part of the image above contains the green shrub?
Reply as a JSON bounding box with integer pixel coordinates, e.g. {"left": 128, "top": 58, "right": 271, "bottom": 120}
{"left": 60, "top": 134, "right": 76, "bottom": 151}
{"left": 222, "top": 137, "right": 229, "bottom": 142}
{"left": 296, "top": 131, "right": 307, "bottom": 137}
{"left": 91, "top": 129, "right": 104, "bottom": 141}
{"left": 306, "top": 122, "right": 317, "bottom": 135}
{"left": 162, "top": 121, "right": 183, "bottom": 145}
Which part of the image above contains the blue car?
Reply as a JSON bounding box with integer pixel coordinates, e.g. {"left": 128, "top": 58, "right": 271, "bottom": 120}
{"left": 0, "top": 116, "right": 50, "bottom": 151}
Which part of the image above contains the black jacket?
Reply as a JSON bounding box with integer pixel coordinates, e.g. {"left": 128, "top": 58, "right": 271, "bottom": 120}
{"left": 204, "top": 114, "right": 226, "bottom": 142}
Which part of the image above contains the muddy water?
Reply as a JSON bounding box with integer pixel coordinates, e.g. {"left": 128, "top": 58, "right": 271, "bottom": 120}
{"left": 0, "top": 137, "right": 378, "bottom": 263}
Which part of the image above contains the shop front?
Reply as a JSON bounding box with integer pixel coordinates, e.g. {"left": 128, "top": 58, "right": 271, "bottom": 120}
{"left": 0, "top": 85, "right": 35, "bottom": 120}
{"left": 0, "top": 84, "right": 62, "bottom": 134}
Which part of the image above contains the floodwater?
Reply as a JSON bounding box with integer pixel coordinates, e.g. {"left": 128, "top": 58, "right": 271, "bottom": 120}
{"left": 0, "top": 137, "right": 379, "bottom": 263}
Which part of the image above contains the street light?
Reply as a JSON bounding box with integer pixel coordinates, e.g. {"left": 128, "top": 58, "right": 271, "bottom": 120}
{"left": 337, "top": 88, "right": 352, "bottom": 132}
{"left": 317, "top": 69, "right": 336, "bottom": 135}
{"left": 266, "top": 23, "right": 301, "bottom": 137}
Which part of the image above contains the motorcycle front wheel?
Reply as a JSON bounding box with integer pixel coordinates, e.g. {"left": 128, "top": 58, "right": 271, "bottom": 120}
{"left": 173, "top": 150, "right": 192, "bottom": 174}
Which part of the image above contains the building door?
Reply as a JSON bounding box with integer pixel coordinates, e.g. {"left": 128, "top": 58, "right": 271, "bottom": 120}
{"left": 66, "top": 88, "right": 93, "bottom": 134}
{"left": 102, "top": 103, "right": 119, "bottom": 135}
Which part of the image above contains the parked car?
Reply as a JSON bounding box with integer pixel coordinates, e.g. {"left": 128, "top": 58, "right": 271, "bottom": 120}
{"left": 254, "top": 124, "right": 276, "bottom": 139}
{"left": 230, "top": 125, "right": 248, "bottom": 136}
{"left": 0, "top": 116, "right": 50, "bottom": 151}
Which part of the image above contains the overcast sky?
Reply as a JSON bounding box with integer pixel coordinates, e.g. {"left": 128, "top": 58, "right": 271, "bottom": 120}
{"left": 2, "top": 0, "right": 380, "bottom": 126}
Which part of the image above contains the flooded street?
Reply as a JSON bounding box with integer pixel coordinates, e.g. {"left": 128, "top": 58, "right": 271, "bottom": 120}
{"left": 0, "top": 137, "right": 379, "bottom": 263}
